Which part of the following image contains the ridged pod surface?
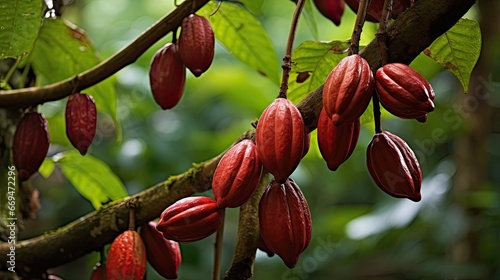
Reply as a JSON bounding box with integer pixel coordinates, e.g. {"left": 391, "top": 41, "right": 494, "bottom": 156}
{"left": 106, "top": 230, "right": 147, "bottom": 280}
{"left": 256, "top": 98, "right": 306, "bottom": 183}
{"left": 313, "top": 0, "right": 345, "bottom": 26}
{"left": 212, "top": 139, "right": 262, "bottom": 208}
{"left": 65, "top": 93, "right": 97, "bottom": 155}
{"left": 156, "top": 196, "right": 225, "bottom": 242}
{"left": 141, "top": 221, "right": 181, "bottom": 279}
{"left": 149, "top": 43, "right": 186, "bottom": 109}
{"left": 344, "top": 0, "right": 412, "bottom": 22}
{"left": 13, "top": 112, "right": 50, "bottom": 181}
{"left": 317, "top": 109, "right": 360, "bottom": 171}
{"left": 366, "top": 131, "right": 422, "bottom": 202}
{"left": 178, "top": 14, "right": 215, "bottom": 77}
{"left": 259, "top": 178, "right": 312, "bottom": 268}
{"left": 323, "top": 54, "right": 374, "bottom": 126}
{"left": 376, "top": 63, "right": 435, "bottom": 121}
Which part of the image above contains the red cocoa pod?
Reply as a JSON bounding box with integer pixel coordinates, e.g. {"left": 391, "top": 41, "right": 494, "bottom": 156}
{"left": 256, "top": 98, "right": 306, "bottom": 183}
{"left": 376, "top": 63, "right": 435, "bottom": 121}
{"left": 317, "top": 109, "right": 360, "bottom": 171}
{"left": 344, "top": 0, "right": 412, "bottom": 22}
{"left": 156, "top": 196, "right": 225, "bottom": 242}
{"left": 65, "top": 93, "right": 97, "bottom": 155}
{"left": 313, "top": 0, "right": 345, "bottom": 26}
{"left": 13, "top": 112, "right": 50, "bottom": 181}
{"left": 323, "top": 54, "right": 375, "bottom": 126}
{"left": 149, "top": 43, "right": 186, "bottom": 109}
{"left": 178, "top": 14, "right": 215, "bottom": 77}
{"left": 141, "top": 221, "right": 181, "bottom": 279}
{"left": 212, "top": 139, "right": 262, "bottom": 208}
{"left": 90, "top": 262, "right": 105, "bottom": 280}
{"left": 259, "top": 178, "right": 312, "bottom": 268}
{"left": 366, "top": 131, "right": 422, "bottom": 202}
{"left": 257, "top": 233, "right": 275, "bottom": 257}
{"left": 106, "top": 230, "right": 147, "bottom": 280}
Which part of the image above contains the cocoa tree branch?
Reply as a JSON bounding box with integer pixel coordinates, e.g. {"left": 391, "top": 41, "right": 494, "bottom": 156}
{"left": 224, "top": 174, "right": 269, "bottom": 280}
{"left": 0, "top": 0, "right": 209, "bottom": 108}
{"left": 0, "top": 0, "right": 476, "bottom": 277}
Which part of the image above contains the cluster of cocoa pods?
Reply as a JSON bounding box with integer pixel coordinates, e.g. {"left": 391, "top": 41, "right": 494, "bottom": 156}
{"left": 321, "top": 53, "right": 434, "bottom": 201}
{"left": 154, "top": 97, "right": 313, "bottom": 268}
{"left": 313, "top": 0, "right": 413, "bottom": 25}
{"left": 94, "top": 222, "right": 181, "bottom": 279}
{"left": 12, "top": 92, "right": 97, "bottom": 181}
{"left": 149, "top": 13, "right": 215, "bottom": 110}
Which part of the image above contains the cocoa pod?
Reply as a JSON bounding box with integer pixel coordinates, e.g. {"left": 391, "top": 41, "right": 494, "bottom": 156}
{"left": 344, "top": 0, "right": 412, "bottom": 22}
{"left": 13, "top": 112, "right": 50, "bottom": 181}
{"left": 366, "top": 131, "right": 422, "bottom": 202}
{"left": 376, "top": 63, "right": 435, "bottom": 121}
{"left": 257, "top": 233, "right": 275, "bottom": 257}
{"left": 313, "top": 0, "right": 345, "bottom": 26}
{"left": 317, "top": 109, "right": 360, "bottom": 171}
{"left": 259, "top": 178, "right": 312, "bottom": 268}
{"left": 149, "top": 42, "right": 186, "bottom": 109}
{"left": 65, "top": 93, "right": 97, "bottom": 155}
{"left": 141, "top": 221, "right": 181, "bottom": 279}
{"left": 212, "top": 139, "right": 262, "bottom": 208}
{"left": 323, "top": 54, "right": 374, "bottom": 126}
{"left": 106, "top": 230, "right": 147, "bottom": 280}
{"left": 90, "top": 262, "right": 105, "bottom": 280}
{"left": 156, "top": 196, "right": 225, "bottom": 242}
{"left": 178, "top": 14, "right": 215, "bottom": 77}
{"left": 255, "top": 98, "right": 306, "bottom": 183}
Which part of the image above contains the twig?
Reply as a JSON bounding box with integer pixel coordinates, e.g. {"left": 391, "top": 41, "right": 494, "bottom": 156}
{"left": 278, "top": 0, "right": 306, "bottom": 99}
{"left": 349, "top": 0, "right": 371, "bottom": 55}
{"left": 212, "top": 213, "right": 225, "bottom": 280}
{"left": 0, "top": 0, "right": 209, "bottom": 108}
{"left": 372, "top": 0, "right": 393, "bottom": 134}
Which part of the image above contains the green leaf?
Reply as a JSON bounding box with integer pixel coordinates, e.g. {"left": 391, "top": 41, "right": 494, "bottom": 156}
{"left": 199, "top": 2, "right": 280, "bottom": 84}
{"left": 39, "top": 158, "right": 55, "bottom": 179}
{"left": 31, "top": 18, "right": 121, "bottom": 141}
{"left": 241, "top": 0, "right": 264, "bottom": 15}
{"left": 54, "top": 151, "right": 128, "bottom": 209}
{"left": 288, "top": 40, "right": 349, "bottom": 104}
{"left": 424, "top": 18, "right": 481, "bottom": 93}
{"left": 0, "top": 0, "right": 42, "bottom": 59}
{"left": 302, "top": 0, "right": 319, "bottom": 40}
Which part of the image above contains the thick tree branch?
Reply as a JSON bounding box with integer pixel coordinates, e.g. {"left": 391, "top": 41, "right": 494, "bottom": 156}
{"left": 0, "top": 0, "right": 209, "bottom": 108}
{"left": 0, "top": 0, "right": 476, "bottom": 277}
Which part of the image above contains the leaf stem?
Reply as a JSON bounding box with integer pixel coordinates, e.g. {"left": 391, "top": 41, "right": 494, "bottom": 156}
{"left": 349, "top": 0, "right": 371, "bottom": 55}
{"left": 278, "top": 0, "right": 306, "bottom": 99}
{"left": 1, "top": 57, "right": 20, "bottom": 89}
{"left": 212, "top": 213, "right": 225, "bottom": 280}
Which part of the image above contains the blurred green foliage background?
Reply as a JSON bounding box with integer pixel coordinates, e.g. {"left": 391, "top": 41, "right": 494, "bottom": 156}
{"left": 20, "top": 0, "right": 500, "bottom": 279}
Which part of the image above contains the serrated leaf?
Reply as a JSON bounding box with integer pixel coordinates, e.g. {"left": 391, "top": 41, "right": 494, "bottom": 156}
{"left": 39, "top": 158, "right": 55, "bottom": 179}
{"left": 241, "top": 0, "right": 264, "bottom": 15}
{"left": 288, "top": 40, "right": 349, "bottom": 104}
{"left": 199, "top": 2, "right": 280, "bottom": 84}
{"left": 424, "top": 18, "right": 481, "bottom": 93}
{"left": 302, "top": 0, "right": 319, "bottom": 40}
{"left": 54, "top": 151, "right": 128, "bottom": 209}
{"left": 31, "top": 18, "right": 121, "bottom": 141}
{"left": 0, "top": 0, "right": 42, "bottom": 59}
